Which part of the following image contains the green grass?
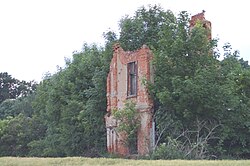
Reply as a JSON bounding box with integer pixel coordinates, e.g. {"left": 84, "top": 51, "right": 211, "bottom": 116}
{"left": 0, "top": 157, "right": 249, "bottom": 166}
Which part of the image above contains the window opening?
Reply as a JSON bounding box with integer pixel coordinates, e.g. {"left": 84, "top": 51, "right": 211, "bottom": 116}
{"left": 127, "top": 62, "right": 137, "bottom": 96}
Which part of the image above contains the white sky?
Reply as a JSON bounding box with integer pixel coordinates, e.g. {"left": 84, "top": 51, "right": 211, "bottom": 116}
{"left": 0, "top": 0, "right": 249, "bottom": 82}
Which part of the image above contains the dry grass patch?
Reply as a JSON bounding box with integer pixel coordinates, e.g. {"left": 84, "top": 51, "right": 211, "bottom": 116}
{"left": 0, "top": 157, "right": 249, "bottom": 166}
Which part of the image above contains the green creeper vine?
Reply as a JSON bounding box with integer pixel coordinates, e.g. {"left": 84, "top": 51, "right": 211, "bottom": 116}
{"left": 112, "top": 100, "right": 140, "bottom": 153}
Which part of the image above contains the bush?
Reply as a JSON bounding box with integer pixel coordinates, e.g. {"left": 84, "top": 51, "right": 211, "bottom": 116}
{"left": 151, "top": 137, "right": 186, "bottom": 159}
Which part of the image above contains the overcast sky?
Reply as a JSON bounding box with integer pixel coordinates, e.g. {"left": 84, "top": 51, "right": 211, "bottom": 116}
{"left": 0, "top": 0, "right": 249, "bottom": 82}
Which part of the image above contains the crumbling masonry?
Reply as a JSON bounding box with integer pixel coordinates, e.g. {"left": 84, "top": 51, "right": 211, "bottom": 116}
{"left": 105, "top": 43, "right": 154, "bottom": 156}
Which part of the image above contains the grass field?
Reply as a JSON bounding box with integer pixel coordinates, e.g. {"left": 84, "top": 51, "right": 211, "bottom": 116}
{"left": 0, "top": 157, "right": 250, "bottom": 166}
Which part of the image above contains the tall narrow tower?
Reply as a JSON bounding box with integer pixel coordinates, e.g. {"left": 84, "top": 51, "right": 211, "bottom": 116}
{"left": 105, "top": 43, "right": 154, "bottom": 156}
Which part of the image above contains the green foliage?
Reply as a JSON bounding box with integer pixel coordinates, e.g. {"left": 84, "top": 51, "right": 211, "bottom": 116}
{"left": 119, "top": 5, "right": 176, "bottom": 51}
{"left": 151, "top": 138, "right": 186, "bottom": 160}
{"left": 30, "top": 44, "right": 110, "bottom": 157}
{"left": 0, "top": 72, "right": 37, "bottom": 104}
{"left": 117, "top": 5, "right": 250, "bottom": 159}
{"left": 112, "top": 100, "right": 139, "bottom": 153}
{"left": 0, "top": 99, "right": 16, "bottom": 119}
{"left": 0, "top": 118, "right": 9, "bottom": 137}
{"left": 150, "top": 17, "right": 250, "bottom": 158}
{"left": 214, "top": 54, "right": 250, "bottom": 158}
{"left": 0, "top": 114, "right": 46, "bottom": 156}
{"left": 0, "top": 73, "right": 41, "bottom": 156}
{"left": 0, "top": 94, "right": 36, "bottom": 119}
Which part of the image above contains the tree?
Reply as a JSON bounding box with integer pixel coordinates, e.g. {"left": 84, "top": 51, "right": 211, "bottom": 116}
{"left": 0, "top": 72, "right": 18, "bottom": 103}
{"left": 117, "top": 5, "right": 250, "bottom": 159}
{"left": 0, "top": 72, "right": 37, "bottom": 104}
{"left": 31, "top": 44, "right": 109, "bottom": 157}
{"left": 0, "top": 73, "right": 40, "bottom": 156}
{"left": 151, "top": 30, "right": 250, "bottom": 158}
{"left": 119, "top": 5, "right": 176, "bottom": 51}
{"left": 0, "top": 114, "right": 46, "bottom": 156}
{"left": 0, "top": 94, "right": 36, "bottom": 120}
{"left": 0, "top": 99, "right": 16, "bottom": 119}
{"left": 215, "top": 52, "right": 250, "bottom": 158}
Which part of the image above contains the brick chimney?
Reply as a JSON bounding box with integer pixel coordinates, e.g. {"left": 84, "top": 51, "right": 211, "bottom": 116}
{"left": 190, "top": 10, "right": 212, "bottom": 39}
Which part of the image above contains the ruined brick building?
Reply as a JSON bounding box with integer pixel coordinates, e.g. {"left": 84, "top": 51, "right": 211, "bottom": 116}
{"left": 105, "top": 11, "right": 211, "bottom": 156}
{"left": 105, "top": 43, "right": 154, "bottom": 156}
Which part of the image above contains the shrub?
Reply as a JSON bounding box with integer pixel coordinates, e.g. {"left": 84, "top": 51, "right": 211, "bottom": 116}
{"left": 151, "top": 137, "right": 186, "bottom": 159}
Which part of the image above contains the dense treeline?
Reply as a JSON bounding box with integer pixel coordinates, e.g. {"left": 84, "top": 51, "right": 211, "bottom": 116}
{"left": 0, "top": 5, "right": 249, "bottom": 159}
